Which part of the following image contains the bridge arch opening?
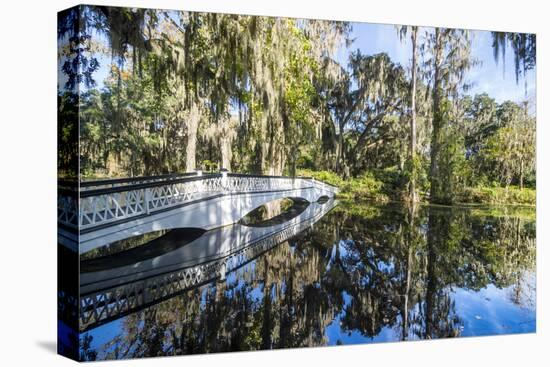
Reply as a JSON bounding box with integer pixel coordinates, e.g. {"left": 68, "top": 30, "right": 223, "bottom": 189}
{"left": 239, "top": 197, "right": 310, "bottom": 227}
{"left": 317, "top": 195, "right": 330, "bottom": 204}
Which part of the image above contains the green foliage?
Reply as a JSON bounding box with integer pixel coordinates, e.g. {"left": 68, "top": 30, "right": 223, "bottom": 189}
{"left": 492, "top": 32, "right": 536, "bottom": 83}
{"left": 403, "top": 155, "right": 430, "bottom": 197}
{"left": 478, "top": 107, "right": 536, "bottom": 189}
{"left": 298, "top": 169, "right": 390, "bottom": 202}
{"left": 58, "top": 92, "right": 79, "bottom": 177}
{"left": 438, "top": 129, "right": 472, "bottom": 203}
{"left": 371, "top": 166, "right": 407, "bottom": 199}
{"left": 457, "top": 186, "right": 535, "bottom": 206}
{"left": 201, "top": 160, "right": 219, "bottom": 173}
{"left": 297, "top": 169, "right": 345, "bottom": 187}
{"left": 341, "top": 172, "right": 390, "bottom": 202}
{"left": 468, "top": 205, "right": 535, "bottom": 221}
{"left": 332, "top": 200, "right": 382, "bottom": 218}
{"left": 61, "top": 8, "right": 535, "bottom": 207}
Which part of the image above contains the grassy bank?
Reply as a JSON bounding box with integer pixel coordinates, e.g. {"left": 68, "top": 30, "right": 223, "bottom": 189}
{"left": 298, "top": 169, "right": 391, "bottom": 203}
{"left": 298, "top": 168, "right": 398, "bottom": 203}
{"left": 298, "top": 169, "right": 535, "bottom": 206}
{"left": 455, "top": 186, "right": 535, "bottom": 206}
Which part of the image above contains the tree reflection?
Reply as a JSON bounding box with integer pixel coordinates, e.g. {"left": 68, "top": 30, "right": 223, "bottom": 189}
{"left": 82, "top": 203, "right": 536, "bottom": 360}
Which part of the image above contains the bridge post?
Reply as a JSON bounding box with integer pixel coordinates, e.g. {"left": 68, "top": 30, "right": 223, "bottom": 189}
{"left": 221, "top": 169, "right": 228, "bottom": 192}
{"left": 218, "top": 261, "right": 227, "bottom": 281}
{"left": 195, "top": 170, "right": 204, "bottom": 193}
{"left": 144, "top": 188, "right": 151, "bottom": 214}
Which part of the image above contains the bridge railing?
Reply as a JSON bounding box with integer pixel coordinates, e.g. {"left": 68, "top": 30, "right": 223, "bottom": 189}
{"left": 58, "top": 187, "right": 79, "bottom": 230}
{"left": 79, "top": 172, "right": 199, "bottom": 191}
{"left": 58, "top": 172, "right": 338, "bottom": 232}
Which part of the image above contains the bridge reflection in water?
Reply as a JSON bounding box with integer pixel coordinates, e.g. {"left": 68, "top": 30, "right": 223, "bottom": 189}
{"left": 77, "top": 198, "right": 337, "bottom": 331}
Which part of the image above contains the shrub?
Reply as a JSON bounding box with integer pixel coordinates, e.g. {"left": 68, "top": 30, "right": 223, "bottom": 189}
{"left": 342, "top": 172, "right": 389, "bottom": 202}
{"left": 457, "top": 186, "right": 535, "bottom": 205}
{"left": 297, "top": 169, "right": 389, "bottom": 202}
{"left": 297, "top": 169, "right": 345, "bottom": 187}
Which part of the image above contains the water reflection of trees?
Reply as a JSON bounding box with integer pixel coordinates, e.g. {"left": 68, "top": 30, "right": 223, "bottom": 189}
{"left": 81, "top": 204, "right": 535, "bottom": 360}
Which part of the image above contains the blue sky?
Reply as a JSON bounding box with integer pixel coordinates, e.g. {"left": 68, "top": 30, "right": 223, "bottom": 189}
{"left": 338, "top": 23, "right": 535, "bottom": 104}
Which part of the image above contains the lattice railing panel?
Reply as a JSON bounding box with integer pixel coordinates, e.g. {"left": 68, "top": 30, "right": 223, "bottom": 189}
{"left": 58, "top": 195, "right": 78, "bottom": 229}
{"left": 80, "top": 190, "right": 146, "bottom": 228}
{"left": 72, "top": 174, "right": 337, "bottom": 230}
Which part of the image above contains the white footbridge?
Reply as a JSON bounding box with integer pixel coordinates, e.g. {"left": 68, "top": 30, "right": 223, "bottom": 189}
{"left": 58, "top": 171, "right": 339, "bottom": 254}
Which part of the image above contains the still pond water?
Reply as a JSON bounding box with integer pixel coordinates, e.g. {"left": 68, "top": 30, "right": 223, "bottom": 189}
{"left": 80, "top": 200, "right": 536, "bottom": 360}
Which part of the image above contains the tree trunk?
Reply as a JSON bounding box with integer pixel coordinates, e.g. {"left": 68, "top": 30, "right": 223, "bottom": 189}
{"left": 430, "top": 28, "right": 445, "bottom": 204}
{"left": 220, "top": 117, "right": 232, "bottom": 172}
{"left": 185, "top": 102, "right": 200, "bottom": 172}
{"left": 409, "top": 27, "right": 418, "bottom": 203}
{"left": 519, "top": 159, "right": 524, "bottom": 189}
{"left": 263, "top": 119, "right": 286, "bottom": 176}
{"left": 336, "top": 122, "right": 345, "bottom": 174}
{"left": 265, "top": 149, "right": 285, "bottom": 176}
{"left": 220, "top": 139, "right": 232, "bottom": 171}
{"left": 290, "top": 147, "right": 297, "bottom": 178}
